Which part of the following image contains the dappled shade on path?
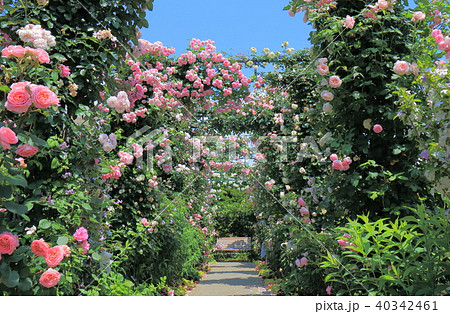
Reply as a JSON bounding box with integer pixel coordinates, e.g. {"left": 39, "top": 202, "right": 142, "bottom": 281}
{"left": 188, "top": 262, "right": 273, "bottom": 296}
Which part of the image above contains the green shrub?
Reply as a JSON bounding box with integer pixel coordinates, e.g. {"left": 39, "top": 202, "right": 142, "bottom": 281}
{"left": 321, "top": 202, "right": 450, "bottom": 296}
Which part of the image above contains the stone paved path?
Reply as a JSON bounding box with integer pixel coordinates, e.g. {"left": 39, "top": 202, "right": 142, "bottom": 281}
{"left": 188, "top": 261, "right": 273, "bottom": 296}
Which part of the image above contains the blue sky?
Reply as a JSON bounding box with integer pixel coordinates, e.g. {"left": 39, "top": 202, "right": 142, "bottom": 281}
{"left": 142, "top": 0, "right": 313, "bottom": 57}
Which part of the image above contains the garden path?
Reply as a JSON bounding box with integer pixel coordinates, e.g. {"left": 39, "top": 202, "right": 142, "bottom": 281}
{"left": 187, "top": 261, "right": 273, "bottom": 296}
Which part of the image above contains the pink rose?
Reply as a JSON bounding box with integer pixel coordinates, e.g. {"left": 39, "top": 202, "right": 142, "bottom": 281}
{"left": 343, "top": 15, "right": 355, "bottom": 29}
{"left": 32, "top": 48, "right": 50, "bottom": 63}
{"left": 316, "top": 63, "right": 329, "bottom": 75}
{"left": 300, "top": 207, "right": 309, "bottom": 215}
{"left": 1, "top": 45, "right": 26, "bottom": 58}
{"left": 393, "top": 60, "right": 410, "bottom": 75}
{"left": 73, "top": 227, "right": 89, "bottom": 242}
{"left": 326, "top": 285, "right": 332, "bottom": 295}
{"left": 5, "top": 86, "right": 32, "bottom": 113}
{"left": 377, "top": 0, "right": 388, "bottom": 10}
{"left": 31, "top": 85, "right": 59, "bottom": 109}
{"left": 411, "top": 11, "right": 426, "bottom": 22}
{"left": 59, "top": 245, "right": 71, "bottom": 258}
{"left": 0, "top": 127, "right": 18, "bottom": 150}
{"left": 45, "top": 245, "right": 65, "bottom": 267}
{"left": 328, "top": 75, "right": 342, "bottom": 88}
{"left": 31, "top": 239, "right": 49, "bottom": 257}
{"left": 297, "top": 198, "right": 306, "bottom": 206}
{"left": 79, "top": 240, "right": 90, "bottom": 255}
{"left": 39, "top": 268, "right": 61, "bottom": 288}
{"left": 321, "top": 90, "right": 334, "bottom": 101}
{"left": 330, "top": 154, "right": 338, "bottom": 161}
{"left": 373, "top": 124, "right": 383, "bottom": 133}
{"left": 118, "top": 151, "right": 134, "bottom": 165}
{"left": 332, "top": 160, "right": 343, "bottom": 170}
{"left": 295, "top": 258, "right": 301, "bottom": 267}
{"left": 59, "top": 64, "right": 71, "bottom": 78}
{"left": 16, "top": 144, "right": 39, "bottom": 158}
{"left": 300, "top": 257, "right": 308, "bottom": 266}
{"left": 0, "top": 231, "right": 20, "bottom": 255}
{"left": 141, "top": 218, "right": 149, "bottom": 226}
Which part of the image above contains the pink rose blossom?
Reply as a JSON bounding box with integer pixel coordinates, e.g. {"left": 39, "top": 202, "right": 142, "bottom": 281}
{"left": 377, "top": 0, "right": 388, "bottom": 10}
{"left": 141, "top": 218, "right": 149, "bottom": 226}
{"left": 330, "top": 154, "right": 338, "bottom": 161}
{"left": 297, "top": 198, "right": 306, "bottom": 206}
{"left": 31, "top": 239, "right": 49, "bottom": 257}
{"left": 59, "top": 64, "right": 71, "bottom": 78}
{"left": 326, "top": 285, "right": 332, "bottom": 295}
{"left": 393, "top": 60, "right": 410, "bottom": 75}
{"left": 411, "top": 11, "right": 426, "bottom": 22}
{"left": 118, "top": 151, "right": 134, "bottom": 165}
{"left": 73, "top": 227, "right": 89, "bottom": 242}
{"left": 317, "top": 63, "right": 329, "bottom": 75}
{"left": 16, "top": 144, "right": 39, "bottom": 157}
{"left": 5, "top": 86, "right": 32, "bottom": 113}
{"left": 332, "top": 160, "right": 343, "bottom": 170}
{"left": 373, "top": 124, "right": 383, "bottom": 133}
{"left": 45, "top": 246, "right": 64, "bottom": 267}
{"left": 31, "top": 85, "right": 59, "bottom": 108}
{"left": 343, "top": 15, "right": 355, "bottom": 29}
{"left": 0, "top": 231, "right": 20, "bottom": 255}
{"left": 0, "top": 127, "right": 18, "bottom": 150}
{"left": 300, "top": 257, "right": 308, "bottom": 266}
{"left": 320, "top": 90, "right": 334, "bottom": 101}
{"left": 60, "top": 245, "right": 71, "bottom": 258}
{"left": 295, "top": 258, "right": 301, "bottom": 267}
{"left": 39, "top": 268, "right": 61, "bottom": 288}
{"left": 328, "top": 75, "right": 342, "bottom": 88}
{"left": 79, "top": 240, "right": 90, "bottom": 255}
{"left": 300, "top": 207, "right": 309, "bottom": 216}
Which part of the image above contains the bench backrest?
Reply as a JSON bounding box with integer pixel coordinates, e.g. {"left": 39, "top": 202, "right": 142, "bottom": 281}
{"left": 215, "top": 237, "right": 252, "bottom": 251}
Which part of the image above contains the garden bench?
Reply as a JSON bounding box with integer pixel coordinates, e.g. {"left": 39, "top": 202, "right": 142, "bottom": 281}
{"left": 215, "top": 237, "right": 252, "bottom": 251}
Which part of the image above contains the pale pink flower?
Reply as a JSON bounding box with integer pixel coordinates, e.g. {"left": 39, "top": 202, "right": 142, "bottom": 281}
{"left": 317, "top": 63, "right": 329, "bottom": 75}
{"left": 343, "top": 15, "right": 355, "bottom": 29}
{"left": 330, "top": 154, "right": 338, "bottom": 161}
{"left": 411, "top": 11, "right": 426, "bottom": 22}
{"left": 321, "top": 90, "right": 334, "bottom": 101}
{"left": 141, "top": 218, "right": 149, "bottom": 226}
{"left": 377, "top": 0, "right": 388, "bottom": 10}
{"left": 328, "top": 75, "right": 342, "bottom": 88}
{"left": 326, "top": 285, "right": 332, "bottom": 295}
{"left": 118, "top": 151, "right": 134, "bottom": 165}
{"left": 393, "top": 60, "right": 410, "bottom": 75}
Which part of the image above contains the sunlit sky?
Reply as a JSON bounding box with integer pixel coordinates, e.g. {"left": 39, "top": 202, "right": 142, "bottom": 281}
{"left": 142, "top": 0, "right": 313, "bottom": 57}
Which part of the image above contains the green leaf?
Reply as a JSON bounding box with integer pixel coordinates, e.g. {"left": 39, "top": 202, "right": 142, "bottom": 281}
{"left": 3, "top": 174, "right": 27, "bottom": 187}
{"left": 92, "top": 252, "right": 102, "bottom": 261}
{"left": 39, "top": 219, "right": 52, "bottom": 229}
{"left": 51, "top": 158, "right": 60, "bottom": 169}
{"left": 4, "top": 201, "right": 29, "bottom": 214}
{"left": 3, "top": 270, "right": 20, "bottom": 288}
{"left": 0, "top": 85, "right": 11, "bottom": 93}
{"left": 0, "top": 185, "right": 12, "bottom": 198}
{"left": 57, "top": 236, "right": 69, "bottom": 246}
{"left": 18, "top": 278, "right": 33, "bottom": 291}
